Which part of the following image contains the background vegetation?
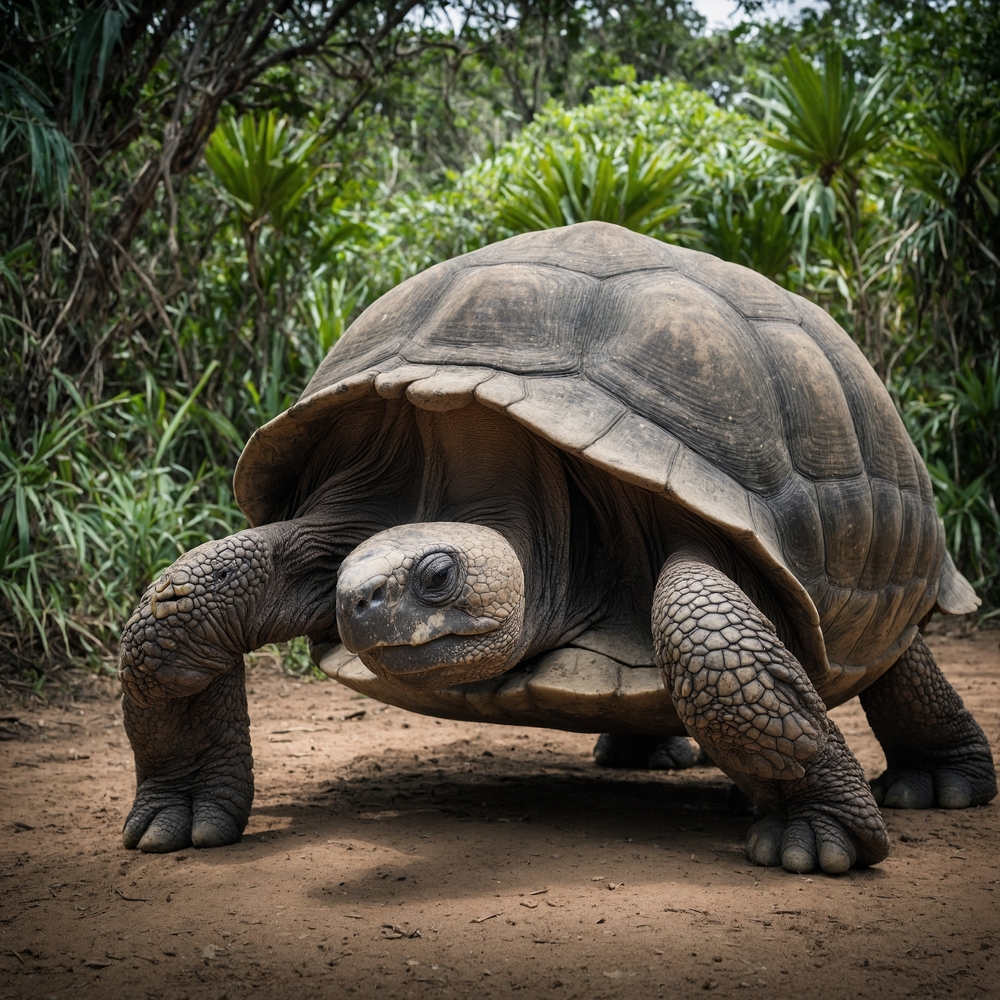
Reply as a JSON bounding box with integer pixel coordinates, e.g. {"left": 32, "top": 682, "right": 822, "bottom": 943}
{"left": 2, "top": 0, "right": 998, "bottom": 690}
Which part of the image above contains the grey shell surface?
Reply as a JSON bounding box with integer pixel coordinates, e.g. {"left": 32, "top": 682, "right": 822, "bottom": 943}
{"left": 235, "top": 223, "right": 977, "bottom": 729}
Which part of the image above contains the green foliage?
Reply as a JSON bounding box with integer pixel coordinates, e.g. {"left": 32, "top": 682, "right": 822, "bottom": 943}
{"left": 692, "top": 141, "right": 799, "bottom": 283}
{"left": 65, "top": 0, "right": 133, "bottom": 129}
{"left": 755, "top": 46, "right": 892, "bottom": 268}
{"left": 498, "top": 134, "right": 691, "bottom": 236}
{"left": 894, "top": 350, "right": 1000, "bottom": 608}
{"left": 0, "top": 375, "right": 244, "bottom": 668}
{"left": 758, "top": 46, "right": 891, "bottom": 189}
{"left": 904, "top": 115, "right": 1000, "bottom": 220}
{"left": 0, "top": 65, "right": 78, "bottom": 206}
{"left": 205, "top": 113, "right": 322, "bottom": 233}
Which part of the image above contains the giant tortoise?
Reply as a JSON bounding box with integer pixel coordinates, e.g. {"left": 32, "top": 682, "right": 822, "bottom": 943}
{"left": 119, "top": 221, "right": 996, "bottom": 873}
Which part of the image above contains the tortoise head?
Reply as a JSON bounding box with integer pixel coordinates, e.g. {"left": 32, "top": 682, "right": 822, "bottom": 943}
{"left": 336, "top": 522, "right": 525, "bottom": 690}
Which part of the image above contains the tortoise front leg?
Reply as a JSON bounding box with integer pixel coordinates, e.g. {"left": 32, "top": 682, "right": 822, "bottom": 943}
{"left": 652, "top": 552, "right": 889, "bottom": 874}
{"left": 861, "top": 634, "right": 996, "bottom": 809}
{"left": 119, "top": 518, "right": 340, "bottom": 852}
{"left": 123, "top": 660, "right": 252, "bottom": 852}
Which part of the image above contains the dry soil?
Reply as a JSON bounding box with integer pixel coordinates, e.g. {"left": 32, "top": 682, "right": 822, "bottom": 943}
{"left": 2, "top": 629, "right": 998, "bottom": 1000}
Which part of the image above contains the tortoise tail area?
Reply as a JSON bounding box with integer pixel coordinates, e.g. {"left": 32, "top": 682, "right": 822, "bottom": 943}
{"left": 935, "top": 550, "right": 980, "bottom": 617}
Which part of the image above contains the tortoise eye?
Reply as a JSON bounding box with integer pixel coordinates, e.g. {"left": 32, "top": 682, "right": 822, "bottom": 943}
{"left": 414, "top": 552, "right": 460, "bottom": 605}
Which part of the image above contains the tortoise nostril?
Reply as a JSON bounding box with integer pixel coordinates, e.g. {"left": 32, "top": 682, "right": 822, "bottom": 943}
{"left": 352, "top": 581, "right": 386, "bottom": 618}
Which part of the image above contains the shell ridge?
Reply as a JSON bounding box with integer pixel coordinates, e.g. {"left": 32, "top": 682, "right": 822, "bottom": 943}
{"left": 586, "top": 406, "right": 629, "bottom": 451}
{"left": 464, "top": 258, "right": 675, "bottom": 281}
{"left": 683, "top": 271, "right": 802, "bottom": 325}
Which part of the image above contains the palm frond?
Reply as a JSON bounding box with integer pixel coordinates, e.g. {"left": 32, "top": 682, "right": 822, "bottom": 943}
{"left": 0, "top": 64, "right": 78, "bottom": 204}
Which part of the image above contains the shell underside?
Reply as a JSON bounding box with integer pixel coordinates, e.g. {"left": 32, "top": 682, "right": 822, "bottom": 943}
{"left": 318, "top": 642, "right": 687, "bottom": 736}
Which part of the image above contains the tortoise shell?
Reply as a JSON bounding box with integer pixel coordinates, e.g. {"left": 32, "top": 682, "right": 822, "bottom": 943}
{"left": 234, "top": 223, "right": 976, "bottom": 732}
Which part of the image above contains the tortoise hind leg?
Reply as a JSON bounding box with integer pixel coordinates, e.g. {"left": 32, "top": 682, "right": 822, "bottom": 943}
{"left": 652, "top": 552, "right": 889, "bottom": 874}
{"left": 860, "top": 634, "right": 996, "bottom": 809}
{"left": 593, "top": 733, "right": 697, "bottom": 770}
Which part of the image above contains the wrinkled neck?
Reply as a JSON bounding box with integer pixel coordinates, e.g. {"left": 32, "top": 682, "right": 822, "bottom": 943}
{"left": 412, "top": 405, "right": 578, "bottom": 661}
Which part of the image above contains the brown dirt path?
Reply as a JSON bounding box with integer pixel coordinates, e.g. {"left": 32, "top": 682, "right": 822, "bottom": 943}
{"left": 2, "top": 630, "right": 998, "bottom": 1000}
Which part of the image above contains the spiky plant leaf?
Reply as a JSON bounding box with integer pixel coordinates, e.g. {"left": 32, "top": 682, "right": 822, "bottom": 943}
{"left": 498, "top": 134, "right": 692, "bottom": 238}
{"left": 205, "top": 111, "right": 322, "bottom": 232}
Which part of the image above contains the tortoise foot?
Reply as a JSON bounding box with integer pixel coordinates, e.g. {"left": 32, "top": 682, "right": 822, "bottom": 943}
{"left": 871, "top": 741, "right": 997, "bottom": 810}
{"left": 593, "top": 733, "right": 696, "bottom": 770}
{"left": 123, "top": 774, "right": 250, "bottom": 852}
{"left": 746, "top": 810, "right": 877, "bottom": 874}
{"left": 742, "top": 725, "right": 890, "bottom": 874}
{"left": 122, "top": 668, "right": 253, "bottom": 853}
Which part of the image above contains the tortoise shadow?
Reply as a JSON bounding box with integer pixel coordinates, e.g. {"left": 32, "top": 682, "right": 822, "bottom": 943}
{"left": 178, "top": 763, "right": 891, "bottom": 894}
{"left": 209, "top": 764, "right": 747, "bottom": 861}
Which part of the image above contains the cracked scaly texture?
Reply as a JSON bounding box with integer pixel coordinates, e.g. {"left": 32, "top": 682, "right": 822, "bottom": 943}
{"left": 119, "top": 532, "right": 271, "bottom": 706}
{"left": 119, "top": 520, "right": 344, "bottom": 853}
{"left": 122, "top": 660, "right": 252, "bottom": 852}
{"left": 861, "top": 634, "right": 997, "bottom": 809}
{"left": 652, "top": 556, "right": 888, "bottom": 873}
{"left": 118, "top": 535, "right": 266, "bottom": 852}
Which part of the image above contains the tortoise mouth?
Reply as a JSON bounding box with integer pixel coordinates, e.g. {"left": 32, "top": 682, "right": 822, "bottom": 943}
{"left": 358, "top": 635, "right": 513, "bottom": 691}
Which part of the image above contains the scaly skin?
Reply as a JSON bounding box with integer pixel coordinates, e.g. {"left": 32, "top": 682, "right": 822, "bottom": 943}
{"left": 119, "top": 520, "right": 340, "bottom": 852}
{"left": 861, "top": 634, "right": 996, "bottom": 809}
{"left": 652, "top": 554, "right": 889, "bottom": 874}
{"left": 123, "top": 662, "right": 251, "bottom": 852}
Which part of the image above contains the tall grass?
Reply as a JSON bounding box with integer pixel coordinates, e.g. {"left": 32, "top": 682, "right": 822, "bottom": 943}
{"left": 0, "top": 372, "right": 244, "bottom": 677}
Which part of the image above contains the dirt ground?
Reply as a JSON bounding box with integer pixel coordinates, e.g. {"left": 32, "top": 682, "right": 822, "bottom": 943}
{"left": 2, "top": 629, "right": 998, "bottom": 1000}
